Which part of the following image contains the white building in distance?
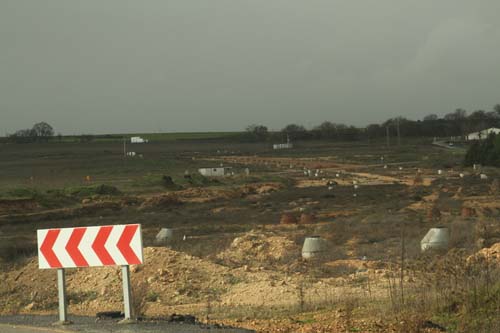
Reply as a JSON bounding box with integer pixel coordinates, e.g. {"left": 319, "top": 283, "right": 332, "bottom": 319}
{"left": 273, "top": 134, "right": 293, "bottom": 150}
{"left": 466, "top": 128, "right": 500, "bottom": 141}
{"left": 131, "top": 136, "right": 148, "bottom": 143}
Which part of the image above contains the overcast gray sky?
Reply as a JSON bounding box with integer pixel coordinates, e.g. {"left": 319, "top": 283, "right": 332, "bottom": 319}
{"left": 1, "top": 1, "right": 500, "bottom": 135}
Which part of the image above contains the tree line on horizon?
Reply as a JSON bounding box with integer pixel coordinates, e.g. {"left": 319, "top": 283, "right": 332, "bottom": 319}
{"left": 245, "top": 104, "right": 500, "bottom": 142}
{"left": 4, "top": 104, "right": 500, "bottom": 144}
{"left": 6, "top": 122, "right": 57, "bottom": 143}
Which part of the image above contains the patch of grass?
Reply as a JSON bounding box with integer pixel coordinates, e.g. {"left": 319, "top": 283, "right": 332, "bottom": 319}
{"left": 391, "top": 249, "right": 500, "bottom": 333}
{"left": 4, "top": 188, "right": 39, "bottom": 198}
{"left": 230, "top": 174, "right": 293, "bottom": 187}
{"left": 431, "top": 313, "right": 459, "bottom": 332}
{"left": 0, "top": 237, "right": 37, "bottom": 262}
{"left": 135, "top": 131, "right": 242, "bottom": 142}
{"left": 295, "top": 316, "right": 316, "bottom": 324}
{"left": 56, "top": 131, "right": 243, "bottom": 143}
{"left": 186, "top": 173, "right": 220, "bottom": 187}
{"left": 1, "top": 184, "right": 121, "bottom": 203}
{"left": 433, "top": 280, "right": 500, "bottom": 332}
{"left": 224, "top": 274, "right": 245, "bottom": 285}
{"left": 145, "top": 290, "right": 160, "bottom": 302}
{"left": 132, "top": 280, "right": 149, "bottom": 318}
{"left": 131, "top": 174, "right": 183, "bottom": 190}
{"left": 0, "top": 188, "right": 75, "bottom": 208}
{"left": 68, "top": 291, "right": 99, "bottom": 304}
{"left": 65, "top": 184, "right": 121, "bottom": 197}
{"left": 131, "top": 174, "right": 164, "bottom": 187}
{"left": 0, "top": 184, "right": 121, "bottom": 209}
{"left": 39, "top": 189, "right": 76, "bottom": 207}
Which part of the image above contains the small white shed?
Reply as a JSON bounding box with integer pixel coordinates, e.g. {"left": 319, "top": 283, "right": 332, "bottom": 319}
{"left": 198, "top": 167, "right": 231, "bottom": 177}
{"left": 131, "top": 136, "right": 148, "bottom": 143}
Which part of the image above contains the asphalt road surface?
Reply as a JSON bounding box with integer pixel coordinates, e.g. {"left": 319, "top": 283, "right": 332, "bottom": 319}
{"left": 0, "top": 315, "right": 254, "bottom": 333}
{"left": 0, "top": 324, "right": 68, "bottom": 333}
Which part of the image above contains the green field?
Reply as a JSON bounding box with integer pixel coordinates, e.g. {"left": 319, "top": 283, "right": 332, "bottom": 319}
{"left": 0, "top": 137, "right": 465, "bottom": 192}
{"left": 23, "top": 131, "right": 244, "bottom": 144}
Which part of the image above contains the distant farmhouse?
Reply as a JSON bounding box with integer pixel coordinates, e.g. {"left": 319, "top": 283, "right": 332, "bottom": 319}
{"left": 466, "top": 128, "right": 500, "bottom": 141}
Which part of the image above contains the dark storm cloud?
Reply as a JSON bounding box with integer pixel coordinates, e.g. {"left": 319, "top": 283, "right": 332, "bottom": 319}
{"left": 1, "top": 1, "right": 500, "bottom": 134}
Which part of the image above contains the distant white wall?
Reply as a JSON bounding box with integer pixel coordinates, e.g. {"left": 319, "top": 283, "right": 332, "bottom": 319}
{"left": 273, "top": 143, "right": 293, "bottom": 150}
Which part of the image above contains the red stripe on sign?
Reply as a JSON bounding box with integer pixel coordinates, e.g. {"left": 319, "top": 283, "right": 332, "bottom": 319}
{"left": 40, "top": 229, "right": 62, "bottom": 268}
{"left": 65, "top": 227, "right": 89, "bottom": 267}
{"left": 117, "top": 225, "right": 141, "bottom": 264}
{"left": 92, "top": 226, "right": 115, "bottom": 266}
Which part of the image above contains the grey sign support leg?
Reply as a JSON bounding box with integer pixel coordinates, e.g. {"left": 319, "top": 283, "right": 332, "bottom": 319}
{"left": 57, "top": 268, "right": 68, "bottom": 323}
{"left": 121, "top": 265, "right": 133, "bottom": 320}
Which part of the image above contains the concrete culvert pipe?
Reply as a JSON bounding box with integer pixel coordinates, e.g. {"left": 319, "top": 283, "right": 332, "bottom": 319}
{"left": 302, "top": 236, "right": 325, "bottom": 259}
{"left": 155, "top": 228, "right": 174, "bottom": 245}
{"left": 421, "top": 227, "right": 449, "bottom": 252}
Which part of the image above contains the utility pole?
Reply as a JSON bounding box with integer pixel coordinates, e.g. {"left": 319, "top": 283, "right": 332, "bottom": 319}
{"left": 396, "top": 118, "right": 401, "bottom": 146}
{"left": 400, "top": 224, "right": 405, "bottom": 306}
{"left": 386, "top": 126, "right": 390, "bottom": 147}
{"left": 123, "top": 137, "right": 127, "bottom": 157}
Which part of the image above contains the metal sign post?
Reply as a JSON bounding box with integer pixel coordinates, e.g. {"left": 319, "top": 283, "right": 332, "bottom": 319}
{"left": 57, "top": 268, "right": 68, "bottom": 323}
{"left": 121, "top": 265, "right": 133, "bottom": 320}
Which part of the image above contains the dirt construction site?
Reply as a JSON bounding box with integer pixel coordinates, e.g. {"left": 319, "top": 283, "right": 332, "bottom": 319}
{"left": 0, "top": 140, "right": 499, "bottom": 332}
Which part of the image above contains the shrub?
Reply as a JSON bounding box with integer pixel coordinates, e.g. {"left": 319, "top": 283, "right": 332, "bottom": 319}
{"left": 464, "top": 133, "right": 500, "bottom": 166}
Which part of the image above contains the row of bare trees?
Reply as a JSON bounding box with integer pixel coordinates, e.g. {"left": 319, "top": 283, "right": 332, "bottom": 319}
{"left": 7, "top": 122, "right": 55, "bottom": 143}
{"left": 245, "top": 104, "right": 500, "bottom": 142}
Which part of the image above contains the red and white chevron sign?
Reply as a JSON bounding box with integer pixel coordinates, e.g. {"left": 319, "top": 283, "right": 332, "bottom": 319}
{"left": 37, "top": 224, "right": 143, "bottom": 269}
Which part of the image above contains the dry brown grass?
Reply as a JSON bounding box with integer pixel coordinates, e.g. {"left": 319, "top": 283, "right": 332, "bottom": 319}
{"left": 131, "top": 279, "right": 149, "bottom": 318}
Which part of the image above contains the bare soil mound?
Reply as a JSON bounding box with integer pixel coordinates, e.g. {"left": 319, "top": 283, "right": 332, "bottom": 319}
{"left": 0, "top": 198, "right": 39, "bottom": 214}
{"left": 280, "top": 213, "right": 297, "bottom": 225}
{"left": 299, "top": 213, "right": 316, "bottom": 225}
{"left": 171, "top": 182, "right": 283, "bottom": 203}
{"left": 216, "top": 231, "right": 299, "bottom": 267}
{"left": 473, "top": 242, "right": 500, "bottom": 263}
{"left": 0, "top": 247, "right": 232, "bottom": 315}
{"left": 139, "top": 194, "right": 181, "bottom": 210}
